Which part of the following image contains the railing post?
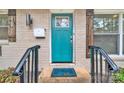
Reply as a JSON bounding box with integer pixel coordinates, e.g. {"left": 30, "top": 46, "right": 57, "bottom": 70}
{"left": 20, "top": 67, "right": 24, "bottom": 83}
{"left": 107, "top": 65, "right": 112, "bottom": 83}
{"left": 105, "top": 61, "right": 109, "bottom": 83}
{"left": 35, "top": 48, "right": 38, "bottom": 83}
{"left": 31, "top": 49, "right": 35, "bottom": 83}
{"left": 100, "top": 52, "right": 103, "bottom": 83}
{"left": 90, "top": 47, "right": 95, "bottom": 83}
{"left": 95, "top": 49, "right": 98, "bottom": 83}
{"left": 27, "top": 54, "right": 30, "bottom": 83}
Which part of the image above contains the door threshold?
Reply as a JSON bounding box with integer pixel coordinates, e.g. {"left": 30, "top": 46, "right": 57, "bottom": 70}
{"left": 50, "top": 62, "right": 76, "bottom": 66}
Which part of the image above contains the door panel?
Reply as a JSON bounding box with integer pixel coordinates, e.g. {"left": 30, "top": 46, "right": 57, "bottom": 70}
{"left": 51, "top": 14, "right": 73, "bottom": 63}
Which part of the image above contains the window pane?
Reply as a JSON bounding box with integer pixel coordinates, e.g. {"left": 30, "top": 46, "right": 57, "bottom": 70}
{"left": 55, "top": 16, "right": 69, "bottom": 28}
{"left": 123, "top": 35, "right": 124, "bottom": 54}
{"left": 0, "top": 15, "right": 8, "bottom": 26}
{"left": 94, "top": 14, "right": 119, "bottom": 33}
{"left": 0, "top": 14, "right": 8, "bottom": 40}
{"left": 0, "top": 27, "right": 8, "bottom": 40}
{"left": 0, "top": 46, "right": 1, "bottom": 56}
{"left": 94, "top": 35, "right": 119, "bottom": 54}
{"left": 123, "top": 15, "right": 124, "bottom": 54}
{"left": 123, "top": 15, "right": 124, "bottom": 33}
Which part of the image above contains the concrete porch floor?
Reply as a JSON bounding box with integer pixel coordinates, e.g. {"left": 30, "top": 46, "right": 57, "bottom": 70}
{"left": 38, "top": 67, "right": 90, "bottom": 83}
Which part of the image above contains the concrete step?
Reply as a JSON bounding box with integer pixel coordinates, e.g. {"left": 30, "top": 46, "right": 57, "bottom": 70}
{"left": 38, "top": 67, "right": 90, "bottom": 83}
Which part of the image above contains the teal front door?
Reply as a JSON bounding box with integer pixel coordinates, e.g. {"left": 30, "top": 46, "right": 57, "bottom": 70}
{"left": 51, "top": 14, "right": 73, "bottom": 63}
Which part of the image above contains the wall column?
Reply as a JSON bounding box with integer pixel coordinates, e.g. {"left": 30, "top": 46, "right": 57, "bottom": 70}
{"left": 86, "top": 9, "right": 94, "bottom": 58}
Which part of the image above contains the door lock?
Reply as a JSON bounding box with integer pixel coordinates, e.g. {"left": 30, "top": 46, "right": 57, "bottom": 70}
{"left": 70, "top": 36, "right": 73, "bottom": 43}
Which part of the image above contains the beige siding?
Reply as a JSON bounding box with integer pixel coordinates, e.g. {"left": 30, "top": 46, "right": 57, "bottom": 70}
{"left": 0, "top": 9, "right": 90, "bottom": 70}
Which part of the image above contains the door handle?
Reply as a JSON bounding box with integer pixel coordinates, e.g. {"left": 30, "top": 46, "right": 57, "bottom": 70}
{"left": 70, "top": 36, "right": 73, "bottom": 43}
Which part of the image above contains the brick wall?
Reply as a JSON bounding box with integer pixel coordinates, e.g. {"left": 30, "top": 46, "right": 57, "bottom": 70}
{"left": 74, "top": 10, "right": 90, "bottom": 70}
{"left": 0, "top": 9, "right": 90, "bottom": 70}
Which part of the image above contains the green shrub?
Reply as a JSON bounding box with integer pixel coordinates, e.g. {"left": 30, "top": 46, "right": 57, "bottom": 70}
{"left": 112, "top": 68, "right": 124, "bottom": 83}
{"left": 0, "top": 67, "right": 19, "bottom": 83}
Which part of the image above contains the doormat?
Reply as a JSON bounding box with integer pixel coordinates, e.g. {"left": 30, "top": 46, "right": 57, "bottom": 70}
{"left": 51, "top": 68, "right": 77, "bottom": 77}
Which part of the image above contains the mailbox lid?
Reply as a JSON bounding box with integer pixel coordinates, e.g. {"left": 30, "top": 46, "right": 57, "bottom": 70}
{"left": 33, "top": 28, "right": 45, "bottom": 37}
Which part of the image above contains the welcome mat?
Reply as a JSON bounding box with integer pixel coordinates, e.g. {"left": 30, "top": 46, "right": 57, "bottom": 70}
{"left": 51, "top": 68, "right": 77, "bottom": 77}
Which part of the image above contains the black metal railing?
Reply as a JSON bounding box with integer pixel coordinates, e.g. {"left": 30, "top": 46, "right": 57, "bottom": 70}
{"left": 89, "top": 46, "right": 119, "bottom": 83}
{"left": 13, "top": 45, "right": 40, "bottom": 83}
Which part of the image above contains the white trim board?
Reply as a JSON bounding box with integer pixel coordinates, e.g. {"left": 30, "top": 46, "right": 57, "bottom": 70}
{"left": 50, "top": 9, "right": 74, "bottom": 13}
{"left": 0, "top": 9, "right": 8, "bottom": 14}
{"left": 94, "top": 9, "right": 124, "bottom": 14}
